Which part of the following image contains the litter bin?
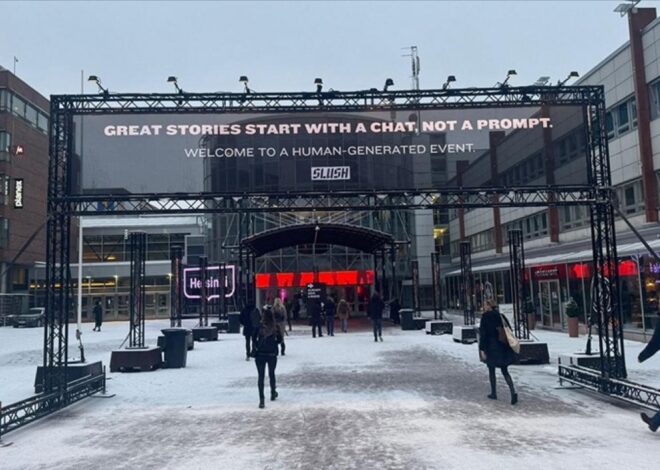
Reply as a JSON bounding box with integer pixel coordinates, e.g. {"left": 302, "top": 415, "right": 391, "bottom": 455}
{"left": 228, "top": 311, "right": 241, "bottom": 333}
{"left": 161, "top": 328, "right": 188, "bottom": 368}
{"left": 400, "top": 309, "right": 415, "bottom": 331}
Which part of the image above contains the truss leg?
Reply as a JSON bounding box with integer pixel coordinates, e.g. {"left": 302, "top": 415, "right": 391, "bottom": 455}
{"left": 508, "top": 229, "right": 529, "bottom": 339}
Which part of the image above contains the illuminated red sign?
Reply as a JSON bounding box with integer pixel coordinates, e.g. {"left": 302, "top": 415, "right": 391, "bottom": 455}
{"left": 256, "top": 270, "right": 374, "bottom": 288}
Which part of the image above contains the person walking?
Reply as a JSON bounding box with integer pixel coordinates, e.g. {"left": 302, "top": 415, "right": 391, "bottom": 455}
{"left": 479, "top": 301, "right": 518, "bottom": 405}
{"left": 273, "top": 298, "right": 288, "bottom": 356}
{"left": 240, "top": 302, "right": 261, "bottom": 361}
{"left": 324, "top": 296, "right": 336, "bottom": 336}
{"left": 252, "top": 308, "right": 283, "bottom": 409}
{"left": 284, "top": 298, "right": 293, "bottom": 332}
{"left": 92, "top": 300, "right": 103, "bottom": 332}
{"left": 337, "top": 299, "right": 351, "bottom": 333}
{"left": 389, "top": 298, "right": 401, "bottom": 325}
{"left": 639, "top": 311, "right": 660, "bottom": 432}
{"left": 368, "top": 291, "right": 385, "bottom": 342}
{"left": 308, "top": 298, "right": 323, "bottom": 338}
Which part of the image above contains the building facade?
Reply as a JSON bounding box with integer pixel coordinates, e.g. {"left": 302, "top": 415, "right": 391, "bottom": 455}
{"left": 0, "top": 66, "right": 49, "bottom": 316}
{"left": 443, "top": 7, "right": 660, "bottom": 340}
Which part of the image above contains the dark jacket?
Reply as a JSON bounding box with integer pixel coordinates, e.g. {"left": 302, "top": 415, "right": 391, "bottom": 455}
{"left": 252, "top": 322, "right": 283, "bottom": 357}
{"left": 368, "top": 296, "right": 385, "bottom": 320}
{"left": 390, "top": 299, "right": 401, "bottom": 321}
{"left": 93, "top": 303, "right": 103, "bottom": 324}
{"left": 324, "top": 299, "right": 336, "bottom": 317}
{"left": 240, "top": 305, "right": 261, "bottom": 338}
{"left": 307, "top": 300, "right": 322, "bottom": 322}
{"left": 639, "top": 318, "right": 660, "bottom": 363}
{"left": 479, "top": 308, "right": 516, "bottom": 368}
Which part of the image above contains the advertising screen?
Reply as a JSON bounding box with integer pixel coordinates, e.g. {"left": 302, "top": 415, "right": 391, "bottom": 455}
{"left": 72, "top": 105, "right": 589, "bottom": 195}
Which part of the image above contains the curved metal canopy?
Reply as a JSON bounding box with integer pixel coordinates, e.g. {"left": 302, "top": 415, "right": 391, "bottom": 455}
{"left": 240, "top": 223, "right": 394, "bottom": 257}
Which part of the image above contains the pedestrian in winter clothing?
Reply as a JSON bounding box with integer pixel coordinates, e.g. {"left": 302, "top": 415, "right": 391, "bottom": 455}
{"left": 389, "top": 298, "right": 401, "bottom": 325}
{"left": 273, "top": 298, "right": 288, "bottom": 356}
{"left": 368, "top": 292, "right": 385, "bottom": 342}
{"left": 479, "top": 301, "right": 518, "bottom": 405}
{"left": 240, "top": 303, "right": 261, "bottom": 361}
{"left": 308, "top": 299, "right": 323, "bottom": 338}
{"left": 92, "top": 300, "right": 103, "bottom": 332}
{"left": 337, "top": 299, "right": 351, "bottom": 333}
{"left": 639, "top": 312, "right": 660, "bottom": 432}
{"left": 252, "top": 308, "right": 283, "bottom": 409}
{"left": 324, "top": 297, "right": 336, "bottom": 336}
{"left": 284, "top": 298, "right": 293, "bottom": 331}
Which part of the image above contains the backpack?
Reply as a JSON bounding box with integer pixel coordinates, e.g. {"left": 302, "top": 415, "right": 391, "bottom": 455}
{"left": 254, "top": 330, "right": 280, "bottom": 356}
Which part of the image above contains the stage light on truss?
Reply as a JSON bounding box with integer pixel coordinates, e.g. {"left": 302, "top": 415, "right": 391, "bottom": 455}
{"left": 383, "top": 78, "right": 394, "bottom": 92}
{"left": 498, "top": 69, "right": 517, "bottom": 88}
{"left": 167, "top": 76, "right": 183, "bottom": 93}
{"left": 314, "top": 78, "right": 323, "bottom": 93}
{"left": 614, "top": 1, "right": 640, "bottom": 16}
{"left": 87, "top": 75, "right": 108, "bottom": 95}
{"left": 557, "top": 71, "right": 579, "bottom": 86}
{"left": 442, "top": 75, "right": 456, "bottom": 90}
{"left": 239, "top": 75, "right": 251, "bottom": 94}
{"left": 533, "top": 76, "right": 551, "bottom": 86}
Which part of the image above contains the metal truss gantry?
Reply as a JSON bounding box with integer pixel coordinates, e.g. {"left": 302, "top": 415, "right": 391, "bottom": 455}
{"left": 459, "top": 241, "right": 475, "bottom": 326}
{"left": 129, "top": 232, "right": 146, "bottom": 349}
{"left": 25, "top": 85, "right": 638, "bottom": 438}
{"left": 508, "top": 229, "right": 529, "bottom": 340}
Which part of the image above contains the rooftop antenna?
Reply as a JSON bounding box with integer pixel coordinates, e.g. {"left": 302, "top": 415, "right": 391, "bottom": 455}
{"left": 402, "top": 46, "right": 421, "bottom": 90}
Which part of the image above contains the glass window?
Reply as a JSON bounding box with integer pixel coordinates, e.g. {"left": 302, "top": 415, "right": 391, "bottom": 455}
{"left": 37, "top": 112, "right": 49, "bottom": 132}
{"left": 0, "top": 218, "right": 9, "bottom": 248}
{"left": 0, "top": 89, "right": 8, "bottom": 110}
{"left": 631, "top": 99, "right": 638, "bottom": 128}
{"left": 25, "top": 104, "right": 38, "bottom": 127}
{"left": 11, "top": 95, "right": 26, "bottom": 118}
{"left": 605, "top": 111, "right": 615, "bottom": 138}
{"left": 0, "top": 175, "right": 8, "bottom": 205}
{"left": 618, "top": 101, "right": 629, "bottom": 134}
{"left": 0, "top": 131, "right": 10, "bottom": 153}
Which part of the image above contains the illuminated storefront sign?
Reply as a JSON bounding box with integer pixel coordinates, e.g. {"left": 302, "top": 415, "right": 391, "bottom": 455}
{"left": 183, "top": 265, "right": 235, "bottom": 300}
{"left": 13, "top": 178, "right": 24, "bottom": 208}
{"left": 255, "top": 270, "right": 374, "bottom": 288}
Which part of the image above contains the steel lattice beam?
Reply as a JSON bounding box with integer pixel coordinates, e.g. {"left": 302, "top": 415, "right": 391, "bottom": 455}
{"left": 508, "top": 229, "right": 529, "bottom": 340}
{"left": 460, "top": 241, "right": 475, "bottom": 325}
{"left": 128, "top": 232, "right": 146, "bottom": 348}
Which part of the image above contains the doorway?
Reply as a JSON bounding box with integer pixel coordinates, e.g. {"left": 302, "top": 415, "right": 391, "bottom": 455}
{"left": 538, "top": 280, "right": 562, "bottom": 328}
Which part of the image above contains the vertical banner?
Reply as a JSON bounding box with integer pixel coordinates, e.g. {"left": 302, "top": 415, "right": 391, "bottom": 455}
{"left": 431, "top": 252, "right": 441, "bottom": 319}
{"left": 13, "top": 178, "right": 24, "bottom": 209}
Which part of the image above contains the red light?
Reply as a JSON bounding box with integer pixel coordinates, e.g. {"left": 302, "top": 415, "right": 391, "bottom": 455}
{"left": 255, "top": 270, "right": 375, "bottom": 288}
{"left": 618, "top": 260, "right": 638, "bottom": 277}
{"left": 572, "top": 263, "right": 590, "bottom": 279}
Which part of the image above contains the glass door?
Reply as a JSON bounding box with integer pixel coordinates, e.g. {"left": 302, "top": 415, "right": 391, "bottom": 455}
{"left": 538, "top": 280, "right": 562, "bottom": 328}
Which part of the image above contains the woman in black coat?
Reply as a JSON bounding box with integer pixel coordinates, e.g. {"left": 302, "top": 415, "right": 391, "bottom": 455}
{"left": 479, "top": 301, "right": 518, "bottom": 404}
{"left": 239, "top": 303, "right": 261, "bottom": 361}
{"left": 252, "top": 308, "right": 283, "bottom": 409}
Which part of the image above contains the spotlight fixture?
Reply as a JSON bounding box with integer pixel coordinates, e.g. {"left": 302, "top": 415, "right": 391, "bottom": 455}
{"left": 498, "top": 69, "right": 517, "bottom": 88}
{"left": 167, "top": 76, "right": 183, "bottom": 93}
{"left": 87, "top": 75, "right": 108, "bottom": 95}
{"left": 442, "top": 75, "right": 456, "bottom": 90}
{"left": 533, "top": 76, "right": 551, "bottom": 86}
{"left": 239, "top": 75, "right": 251, "bottom": 94}
{"left": 383, "top": 78, "right": 394, "bottom": 92}
{"left": 314, "top": 78, "right": 323, "bottom": 93}
{"left": 614, "top": 0, "right": 640, "bottom": 17}
{"left": 557, "top": 71, "right": 580, "bottom": 86}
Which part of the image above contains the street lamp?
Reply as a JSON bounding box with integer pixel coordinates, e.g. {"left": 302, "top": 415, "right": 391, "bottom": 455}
{"left": 498, "top": 69, "right": 517, "bottom": 88}
{"left": 383, "top": 78, "right": 394, "bottom": 92}
{"left": 239, "top": 75, "right": 251, "bottom": 94}
{"left": 314, "top": 78, "right": 323, "bottom": 93}
{"left": 557, "top": 71, "right": 580, "bottom": 86}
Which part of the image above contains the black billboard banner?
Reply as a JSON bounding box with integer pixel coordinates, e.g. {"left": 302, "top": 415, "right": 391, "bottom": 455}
{"left": 72, "top": 106, "right": 589, "bottom": 195}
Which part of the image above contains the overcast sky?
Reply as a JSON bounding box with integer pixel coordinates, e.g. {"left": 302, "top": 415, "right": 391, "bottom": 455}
{"left": 1, "top": 1, "right": 658, "bottom": 98}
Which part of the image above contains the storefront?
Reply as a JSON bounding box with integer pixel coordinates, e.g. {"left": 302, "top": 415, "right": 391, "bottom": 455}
{"left": 444, "top": 250, "right": 660, "bottom": 337}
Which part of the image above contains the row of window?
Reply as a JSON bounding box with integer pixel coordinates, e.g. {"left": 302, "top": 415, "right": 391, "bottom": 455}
{"left": 83, "top": 233, "right": 187, "bottom": 263}
{"left": 0, "top": 89, "right": 49, "bottom": 134}
{"left": 605, "top": 97, "right": 637, "bottom": 140}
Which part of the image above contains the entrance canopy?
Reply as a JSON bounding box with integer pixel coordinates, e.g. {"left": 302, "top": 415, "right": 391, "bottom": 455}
{"left": 240, "top": 223, "right": 394, "bottom": 257}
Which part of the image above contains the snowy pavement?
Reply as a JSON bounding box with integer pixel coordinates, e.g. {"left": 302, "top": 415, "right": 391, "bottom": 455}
{"left": 1, "top": 319, "right": 659, "bottom": 469}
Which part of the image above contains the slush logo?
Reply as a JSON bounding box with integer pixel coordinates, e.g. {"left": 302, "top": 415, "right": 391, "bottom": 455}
{"left": 311, "top": 166, "right": 350, "bottom": 181}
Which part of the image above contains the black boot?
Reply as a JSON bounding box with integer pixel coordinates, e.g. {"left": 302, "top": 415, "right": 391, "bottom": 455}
{"left": 487, "top": 393, "right": 497, "bottom": 400}
{"left": 511, "top": 393, "right": 518, "bottom": 405}
{"left": 259, "top": 399, "right": 265, "bottom": 409}
{"left": 271, "top": 390, "right": 278, "bottom": 401}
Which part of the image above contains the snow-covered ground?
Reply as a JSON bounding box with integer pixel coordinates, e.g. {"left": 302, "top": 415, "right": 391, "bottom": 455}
{"left": 1, "top": 318, "right": 659, "bottom": 469}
